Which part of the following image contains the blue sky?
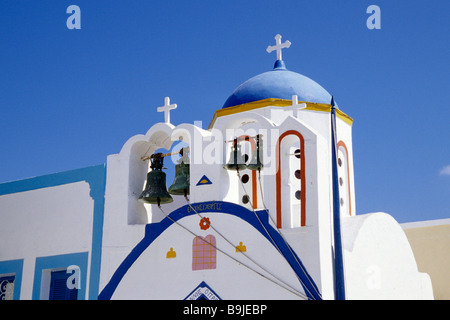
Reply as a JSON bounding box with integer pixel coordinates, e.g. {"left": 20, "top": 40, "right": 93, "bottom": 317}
{"left": 1, "top": 1, "right": 449, "bottom": 223}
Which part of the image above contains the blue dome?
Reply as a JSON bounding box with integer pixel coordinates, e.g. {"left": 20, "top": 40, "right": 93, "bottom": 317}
{"left": 222, "top": 60, "right": 332, "bottom": 108}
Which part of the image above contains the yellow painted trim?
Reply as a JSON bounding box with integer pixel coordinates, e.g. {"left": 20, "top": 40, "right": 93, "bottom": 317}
{"left": 208, "top": 98, "right": 353, "bottom": 128}
{"left": 208, "top": 98, "right": 289, "bottom": 129}
{"left": 335, "top": 109, "right": 354, "bottom": 126}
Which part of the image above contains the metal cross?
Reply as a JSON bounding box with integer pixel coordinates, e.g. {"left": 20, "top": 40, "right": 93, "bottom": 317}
{"left": 266, "top": 34, "right": 291, "bottom": 61}
{"left": 157, "top": 96, "right": 177, "bottom": 123}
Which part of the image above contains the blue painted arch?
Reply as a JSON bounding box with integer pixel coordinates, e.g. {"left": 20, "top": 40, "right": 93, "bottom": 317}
{"left": 98, "top": 201, "right": 321, "bottom": 300}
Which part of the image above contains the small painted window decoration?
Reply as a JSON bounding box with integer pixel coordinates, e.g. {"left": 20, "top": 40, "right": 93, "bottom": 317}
{"left": 235, "top": 242, "right": 247, "bottom": 253}
{"left": 0, "top": 275, "right": 15, "bottom": 300}
{"left": 192, "top": 235, "right": 217, "bottom": 271}
{"left": 166, "top": 248, "right": 176, "bottom": 259}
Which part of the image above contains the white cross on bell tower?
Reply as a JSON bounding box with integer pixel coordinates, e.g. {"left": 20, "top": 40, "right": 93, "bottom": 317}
{"left": 266, "top": 34, "right": 291, "bottom": 61}
{"left": 157, "top": 96, "right": 177, "bottom": 124}
{"left": 287, "top": 95, "right": 306, "bottom": 117}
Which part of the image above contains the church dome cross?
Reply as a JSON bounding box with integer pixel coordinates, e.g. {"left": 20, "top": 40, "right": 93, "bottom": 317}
{"left": 266, "top": 34, "right": 291, "bottom": 61}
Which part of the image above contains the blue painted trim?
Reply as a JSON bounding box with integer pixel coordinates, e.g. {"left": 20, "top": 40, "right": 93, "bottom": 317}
{"left": 32, "top": 252, "right": 88, "bottom": 300}
{"left": 331, "top": 102, "right": 346, "bottom": 300}
{"left": 85, "top": 165, "right": 107, "bottom": 300}
{"left": 98, "top": 201, "right": 321, "bottom": 300}
{"left": 184, "top": 281, "right": 222, "bottom": 300}
{"left": 0, "top": 259, "right": 24, "bottom": 300}
{"left": 0, "top": 165, "right": 103, "bottom": 196}
{"left": 0, "top": 164, "right": 107, "bottom": 300}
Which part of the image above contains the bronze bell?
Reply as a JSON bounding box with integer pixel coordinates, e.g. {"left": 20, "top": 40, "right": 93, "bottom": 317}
{"left": 246, "top": 135, "right": 263, "bottom": 171}
{"left": 168, "top": 161, "right": 190, "bottom": 197}
{"left": 139, "top": 153, "right": 173, "bottom": 207}
{"left": 224, "top": 139, "right": 247, "bottom": 171}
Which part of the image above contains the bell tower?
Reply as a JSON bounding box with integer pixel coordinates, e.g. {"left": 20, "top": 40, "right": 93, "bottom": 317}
{"left": 213, "top": 34, "right": 355, "bottom": 227}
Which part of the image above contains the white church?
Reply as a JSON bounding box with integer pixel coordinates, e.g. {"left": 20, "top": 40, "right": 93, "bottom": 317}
{"left": 1, "top": 35, "right": 447, "bottom": 300}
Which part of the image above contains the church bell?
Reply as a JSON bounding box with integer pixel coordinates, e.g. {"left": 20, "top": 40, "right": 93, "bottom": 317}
{"left": 168, "top": 161, "right": 190, "bottom": 197}
{"left": 139, "top": 153, "right": 173, "bottom": 207}
{"left": 246, "top": 134, "right": 263, "bottom": 172}
{"left": 224, "top": 139, "right": 247, "bottom": 171}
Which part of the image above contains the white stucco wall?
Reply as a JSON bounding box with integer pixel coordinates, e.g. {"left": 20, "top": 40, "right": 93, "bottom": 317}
{"left": 0, "top": 181, "right": 95, "bottom": 299}
{"left": 342, "top": 212, "right": 433, "bottom": 299}
{"left": 111, "top": 213, "right": 308, "bottom": 300}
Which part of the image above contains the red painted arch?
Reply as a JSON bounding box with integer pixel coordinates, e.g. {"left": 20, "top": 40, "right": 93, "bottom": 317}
{"left": 276, "top": 130, "right": 306, "bottom": 228}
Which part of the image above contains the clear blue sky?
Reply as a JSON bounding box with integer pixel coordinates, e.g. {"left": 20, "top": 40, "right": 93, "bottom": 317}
{"left": 1, "top": 1, "right": 449, "bottom": 223}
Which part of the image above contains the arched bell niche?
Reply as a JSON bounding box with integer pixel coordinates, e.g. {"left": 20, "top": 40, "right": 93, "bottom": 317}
{"left": 214, "top": 112, "right": 276, "bottom": 207}
{"left": 125, "top": 123, "right": 175, "bottom": 224}
{"left": 138, "top": 140, "right": 191, "bottom": 223}
{"left": 121, "top": 123, "right": 207, "bottom": 224}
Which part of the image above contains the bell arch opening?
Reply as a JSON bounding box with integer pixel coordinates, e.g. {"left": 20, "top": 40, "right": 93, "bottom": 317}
{"left": 125, "top": 124, "right": 192, "bottom": 225}
{"left": 276, "top": 130, "right": 306, "bottom": 228}
{"left": 137, "top": 139, "right": 191, "bottom": 224}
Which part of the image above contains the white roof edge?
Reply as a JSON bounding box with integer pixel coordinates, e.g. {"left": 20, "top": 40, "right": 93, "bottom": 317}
{"left": 401, "top": 218, "right": 450, "bottom": 229}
